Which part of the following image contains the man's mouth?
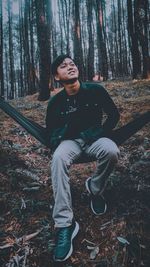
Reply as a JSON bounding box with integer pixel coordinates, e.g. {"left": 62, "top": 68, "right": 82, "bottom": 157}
{"left": 68, "top": 70, "right": 75, "bottom": 75}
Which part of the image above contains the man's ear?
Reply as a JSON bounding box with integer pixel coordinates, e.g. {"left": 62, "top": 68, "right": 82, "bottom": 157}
{"left": 54, "top": 74, "right": 60, "bottom": 81}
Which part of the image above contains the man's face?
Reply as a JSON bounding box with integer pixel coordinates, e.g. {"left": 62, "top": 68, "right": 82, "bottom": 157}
{"left": 55, "top": 58, "right": 79, "bottom": 82}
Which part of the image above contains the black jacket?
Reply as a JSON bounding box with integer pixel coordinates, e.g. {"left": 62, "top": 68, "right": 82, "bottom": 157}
{"left": 46, "top": 82, "right": 120, "bottom": 150}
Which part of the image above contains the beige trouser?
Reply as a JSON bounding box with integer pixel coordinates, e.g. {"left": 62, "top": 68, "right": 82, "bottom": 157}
{"left": 51, "top": 138, "right": 120, "bottom": 228}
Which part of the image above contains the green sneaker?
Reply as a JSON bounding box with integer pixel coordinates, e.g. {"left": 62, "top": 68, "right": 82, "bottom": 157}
{"left": 85, "top": 177, "right": 107, "bottom": 215}
{"left": 54, "top": 221, "right": 79, "bottom": 261}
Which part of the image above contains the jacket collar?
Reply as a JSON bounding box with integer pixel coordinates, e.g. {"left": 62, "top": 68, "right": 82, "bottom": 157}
{"left": 63, "top": 80, "right": 86, "bottom": 97}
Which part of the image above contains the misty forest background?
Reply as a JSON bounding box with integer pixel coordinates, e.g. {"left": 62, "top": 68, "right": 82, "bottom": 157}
{"left": 0, "top": 0, "right": 150, "bottom": 101}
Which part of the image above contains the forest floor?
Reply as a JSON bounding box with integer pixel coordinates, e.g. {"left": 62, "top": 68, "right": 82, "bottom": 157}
{"left": 0, "top": 78, "right": 150, "bottom": 267}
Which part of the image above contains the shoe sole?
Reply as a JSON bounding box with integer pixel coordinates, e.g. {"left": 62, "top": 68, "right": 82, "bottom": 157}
{"left": 85, "top": 177, "right": 107, "bottom": 215}
{"left": 54, "top": 221, "right": 79, "bottom": 262}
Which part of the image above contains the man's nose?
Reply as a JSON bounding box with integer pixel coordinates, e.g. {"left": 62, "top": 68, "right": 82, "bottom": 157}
{"left": 67, "top": 65, "right": 73, "bottom": 70}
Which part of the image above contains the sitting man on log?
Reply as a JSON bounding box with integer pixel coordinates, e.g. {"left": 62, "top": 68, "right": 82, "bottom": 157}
{"left": 46, "top": 54, "right": 120, "bottom": 261}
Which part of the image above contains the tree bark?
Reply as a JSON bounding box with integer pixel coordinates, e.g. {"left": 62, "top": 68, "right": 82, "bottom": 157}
{"left": 29, "top": 0, "right": 36, "bottom": 94}
{"left": 35, "top": 0, "right": 51, "bottom": 101}
{"left": 127, "top": 0, "right": 141, "bottom": 79}
{"left": 95, "top": 0, "right": 108, "bottom": 80}
{"left": 7, "top": 0, "right": 15, "bottom": 99}
{"left": 0, "top": 0, "right": 4, "bottom": 97}
{"left": 136, "top": 0, "right": 150, "bottom": 78}
{"left": 86, "top": 0, "right": 94, "bottom": 80}
{"left": 73, "top": 0, "right": 85, "bottom": 80}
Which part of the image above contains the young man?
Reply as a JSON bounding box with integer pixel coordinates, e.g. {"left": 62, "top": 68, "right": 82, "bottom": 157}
{"left": 46, "top": 55, "right": 120, "bottom": 261}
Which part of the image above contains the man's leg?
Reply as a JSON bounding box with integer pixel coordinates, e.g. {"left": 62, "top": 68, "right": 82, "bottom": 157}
{"left": 85, "top": 137, "right": 120, "bottom": 214}
{"left": 51, "top": 140, "right": 82, "bottom": 261}
{"left": 51, "top": 139, "right": 82, "bottom": 228}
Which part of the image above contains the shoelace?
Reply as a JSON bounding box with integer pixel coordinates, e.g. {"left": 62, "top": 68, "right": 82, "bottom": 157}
{"left": 56, "top": 227, "right": 71, "bottom": 246}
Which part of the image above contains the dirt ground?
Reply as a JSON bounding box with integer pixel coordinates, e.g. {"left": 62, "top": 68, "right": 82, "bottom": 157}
{"left": 0, "top": 79, "right": 150, "bottom": 267}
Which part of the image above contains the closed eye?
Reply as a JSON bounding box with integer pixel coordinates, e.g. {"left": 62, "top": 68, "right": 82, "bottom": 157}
{"left": 59, "top": 61, "right": 76, "bottom": 68}
{"left": 69, "top": 62, "right": 75, "bottom": 66}
{"left": 60, "top": 64, "right": 66, "bottom": 68}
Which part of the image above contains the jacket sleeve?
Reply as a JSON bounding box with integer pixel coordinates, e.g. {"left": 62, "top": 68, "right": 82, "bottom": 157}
{"left": 45, "top": 95, "right": 57, "bottom": 144}
{"left": 45, "top": 94, "right": 68, "bottom": 150}
{"left": 99, "top": 86, "right": 120, "bottom": 132}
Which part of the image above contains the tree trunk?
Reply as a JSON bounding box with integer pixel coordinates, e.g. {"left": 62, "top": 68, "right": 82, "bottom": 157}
{"left": 7, "top": 0, "right": 15, "bottom": 99}
{"left": 18, "top": 0, "right": 25, "bottom": 97}
{"left": 121, "top": 0, "right": 129, "bottom": 75}
{"left": 127, "top": 0, "right": 141, "bottom": 79}
{"left": 35, "top": 0, "right": 51, "bottom": 101}
{"left": 29, "top": 0, "right": 36, "bottom": 94}
{"left": 86, "top": 0, "right": 94, "bottom": 80}
{"left": 62, "top": 0, "right": 71, "bottom": 54}
{"left": 113, "top": 0, "right": 119, "bottom": 76}
{"left": 4, "top": 42, "right": 9, "bottom": 98}
{"left": 117, "top": 0, "right": 123, "bottom": 75}
{"left": 58, "top": 0, "right": 64, "bottom": 54}
{"left": 95, "top": 0, "right": 108, "bottom": 80}
{"left": 24, "top": 0, "right": 32, "bottom": 95}
{"left": 136, "top": 0, "right": 150, "bottom": 79}
{"left": 0, "top": 0, "right": 4, "bottom": 97}
{"left": 73, "top": 0, "right": 85, "bottom": 80}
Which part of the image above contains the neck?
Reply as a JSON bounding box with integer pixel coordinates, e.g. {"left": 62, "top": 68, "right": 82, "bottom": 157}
{"left": 62, "top": 79, "right": 80, "bottom": 95}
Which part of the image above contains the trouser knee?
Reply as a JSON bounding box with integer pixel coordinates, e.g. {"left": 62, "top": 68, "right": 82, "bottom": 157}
{"left": 52, "top": 150, "right": 63, "bottom": 165}
{"left": 96, "top": 145, "right": 120, "bottom": 164}
{"left": 107, "top": 147, "right": 120, "bottom": 163}
{"left": 51, "top": 149, "right": 69, "bottom": 168}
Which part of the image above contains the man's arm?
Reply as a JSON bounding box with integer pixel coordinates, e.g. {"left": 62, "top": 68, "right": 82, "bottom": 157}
{"left": 100, "top": 86, "right": 120, "bottom": 132}
{"left": 45, "top": 93, "right": 69, "bottom": 150}
{"left": 79, "top": 85, "right": 120, "bottom": 144}
{"left": 45, "top": 95, "right": 58, "bottom": 139}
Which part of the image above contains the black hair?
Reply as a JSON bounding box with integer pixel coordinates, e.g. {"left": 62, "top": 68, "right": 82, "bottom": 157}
{"left": 51, "top": 54, "right": 74, "bottom": 76}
